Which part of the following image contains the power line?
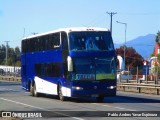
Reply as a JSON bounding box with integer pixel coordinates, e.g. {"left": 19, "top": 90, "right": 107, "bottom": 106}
{"left": 119, "top": 12, "right": 160, "bottom": 16}
{"left": 84, "top": 13, "right": 106, "bottom": 27}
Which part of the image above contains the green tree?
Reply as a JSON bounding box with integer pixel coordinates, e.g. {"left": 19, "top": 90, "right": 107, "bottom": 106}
{"left": 15, "top": 46, "right": 21, "bottom": 66}
{"left": 154, "top": 53, "right": 160, "bottom": 74}
{"left": 151, "top": 31, "right": 160, "bottom": 57}
{"left": 155, "top": 31, "right": 160, "bottom": 43}
{"left": 0, "top": 44, "right": 6, "bottom": 64}
{"left": 16, "top": 61, "right": 21, "bottom": 66}
{"left": 0, "top": 44, "right": 21, "bottom": 66}
{"left": 150, "top": 31, "right": 160, "bottom": 74}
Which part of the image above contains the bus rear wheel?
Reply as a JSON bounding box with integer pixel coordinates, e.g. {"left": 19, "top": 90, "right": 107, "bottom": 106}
{"left": 30, "top": 83, "right": 34, "bottom": 96}
{"left": 58, "top": 84, "right": 66, "bottom": 101}
{"left": 31, "top": 83, "right": 39, "bottom": 97}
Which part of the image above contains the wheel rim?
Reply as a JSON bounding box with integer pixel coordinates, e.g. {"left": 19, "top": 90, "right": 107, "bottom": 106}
{"left": 59, "top": 85, "right": 63, "bottom": 100}
{"left": 34, "top": 85, "right": 37, "bottom": 96}
{"left": 30, "top": 83, "right": 32, "bottom": 92}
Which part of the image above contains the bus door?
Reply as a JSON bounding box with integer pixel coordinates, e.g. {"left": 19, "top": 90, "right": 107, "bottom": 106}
{"left": 61, "top": 32, "right": 69, "bottom": 84}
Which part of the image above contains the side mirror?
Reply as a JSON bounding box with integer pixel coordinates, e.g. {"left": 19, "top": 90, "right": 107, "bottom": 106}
{"left": 67, "top": 56, "right": 73, "bottom": 72}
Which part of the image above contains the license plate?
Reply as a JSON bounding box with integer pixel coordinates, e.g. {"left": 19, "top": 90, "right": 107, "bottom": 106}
{"left": 92, "top": 94, "right": 98, "bottom": 97}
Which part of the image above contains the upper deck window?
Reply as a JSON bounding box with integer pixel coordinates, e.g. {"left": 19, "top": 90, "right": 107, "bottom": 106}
{"left": 21, "top": 32, "right": 61, "bottom": 53}
{"left": 69, "top": 31, "right": 114, "bottom": 51}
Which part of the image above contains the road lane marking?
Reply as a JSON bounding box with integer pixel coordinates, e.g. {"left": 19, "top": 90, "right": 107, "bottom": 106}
{"left": 0, "top": 97, "right": 46, "bottom": 110}
{"left": 114, "top": 106, "right": 136, "bottom": 111}
{"left": 0, "top": 97, "right": 84, "bottom": 120}
{"left": 92, "top": 103, "right": 136, "bottom": 111}
{"left": 0, "top": 88, "right": 20, "bottom": 92}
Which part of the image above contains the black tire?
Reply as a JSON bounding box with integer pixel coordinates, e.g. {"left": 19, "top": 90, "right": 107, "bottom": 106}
{"left": 32, "top": 83, "right": 39, "bottom": 97}
{"left": 58, "top": 84, "right": 66, "bottom": 101}
{"left": 30, "top": 83, "right": 34, "bottom": 96}
{"left": 29, "top": 82, "right": 32, "bottom": 92}
{"left": 96, "top": 96, "right": 104, "bottom": 102}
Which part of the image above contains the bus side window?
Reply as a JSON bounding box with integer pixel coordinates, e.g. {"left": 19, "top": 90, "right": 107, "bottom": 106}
{"left": 43, "top": 36, "right": 47, "bottom": 50}
{"left": 35, "top": 63, "right": 61, "bottom": 77}
{"left": 61, "top": 32, "right": 68, "bottom": 50}
{"left": 32, "top": 38, "right": 37, "bottom": 52}
{"left": 61, "top": 32, "right": 68, "bottom": 78}
{"left": 35, "top": 38, "right": 39, "bottom": 51}
{"left": 22, "top": 40, "right": 26, "bottom": 53}
{"left": 39, "top": 38, "right": 42, "bottom": 51}
{"left": 48, "top": 34, "right": 54, "bottom": 50}
{"left": 53, "top": 63, "right": 61, "bottom": 77}
{"left": 30, "top": 38, "right": 34, "bottom": 52}
{"left": 44, "top": 35, "right": 49, "bottom": 50}
{"left": 53, "top": 32, "right": 60, "bottom": 48}
{"left": 39, "top": 37, "right": 46, "bottom": 51}
{"left": 27, "top": 39, "right": 31, "bottom": 52}
{"left": 35, "top": 64, "right": 41, "bottom": 76}
{"left": 41, "top": 64, "right": 47, "bottom": 76}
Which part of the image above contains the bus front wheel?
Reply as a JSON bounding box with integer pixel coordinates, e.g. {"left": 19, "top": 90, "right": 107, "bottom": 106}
{"left": 58, "top": 84, "right": 66, "bottom": 101}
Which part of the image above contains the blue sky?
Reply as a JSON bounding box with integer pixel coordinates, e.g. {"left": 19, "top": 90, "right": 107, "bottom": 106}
{"left": 0, "top": 0, "right": 160, "bottom": 48}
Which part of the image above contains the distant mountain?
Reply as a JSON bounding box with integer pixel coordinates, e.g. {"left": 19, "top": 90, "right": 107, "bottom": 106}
{"left": 114, "top": 34, "right": 156, "bottom": 58}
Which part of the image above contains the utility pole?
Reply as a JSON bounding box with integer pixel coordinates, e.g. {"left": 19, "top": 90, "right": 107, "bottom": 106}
{"left": 107, "top": 12, "right": 117, "bottom": 36}
{"left": 23, "top": 28, "right": 26, "bottom": 37}
{"left": 4, "top": 41, "right": 10, "bottom": 66}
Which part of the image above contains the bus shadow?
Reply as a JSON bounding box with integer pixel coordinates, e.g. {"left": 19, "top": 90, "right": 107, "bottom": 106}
{"left": 41, "top": 94, "right": 95, "bottom": 103}
{"left": 103, "top": 95, "right": 160, "bottom": 103}
{"left": 71, "top": 96, "right": 160, "bottom": 103}
{"left": 70, "top": 97, "right": 95, "bottom": 103}
{"left": 67, "top": 95, "right": 160, "bottom": 103}
{"left": 34, "top": 93, "right": 160, "bottom": 103}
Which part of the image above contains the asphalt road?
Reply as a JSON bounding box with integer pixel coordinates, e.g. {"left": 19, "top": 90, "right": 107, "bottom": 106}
{"left": 0, "top": 80, "right": 160, "bottom": 120}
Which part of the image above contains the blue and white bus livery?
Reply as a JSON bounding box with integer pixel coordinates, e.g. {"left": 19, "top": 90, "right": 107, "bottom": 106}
{"left": 21, "top": 27, "right": 117, "bottom": 101}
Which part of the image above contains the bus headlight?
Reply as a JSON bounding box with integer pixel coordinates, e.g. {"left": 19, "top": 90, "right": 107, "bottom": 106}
{"left": 107, "top": 86, "right": 116, "bottom": 89}
{"left": 72, "top": 86, "right": 84, "bottom": 90}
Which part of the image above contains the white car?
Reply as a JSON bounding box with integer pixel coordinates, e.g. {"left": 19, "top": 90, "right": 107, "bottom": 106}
{"left": 117, "top": 70, "right": 132, "bottom": 80}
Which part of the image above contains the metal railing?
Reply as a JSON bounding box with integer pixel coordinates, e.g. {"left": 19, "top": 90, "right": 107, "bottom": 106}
{"left": 0, "top": 75, "right": 21, "bottom": 81}
{"left": 117, "top": 78, "right": 160, "bottom": 95}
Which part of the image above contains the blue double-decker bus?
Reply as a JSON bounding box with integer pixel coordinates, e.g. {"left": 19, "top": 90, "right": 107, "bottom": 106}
{"left": 21, "top": 27, "right": 117, "bottom": 101}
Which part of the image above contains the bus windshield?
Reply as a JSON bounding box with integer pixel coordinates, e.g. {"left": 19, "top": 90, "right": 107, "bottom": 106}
{"left": 69, "top": 31, "right": 114, "bottom": 51}
{"left": 72, "top": 57, "right": 116, "bottom": 81}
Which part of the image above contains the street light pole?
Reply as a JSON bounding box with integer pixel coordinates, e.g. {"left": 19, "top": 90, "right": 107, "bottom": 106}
{"left": 4, "top": 41, "right": 10, "bottom": 66}
{"left": 116, "top": 21, "right": 127, "bottom": 70}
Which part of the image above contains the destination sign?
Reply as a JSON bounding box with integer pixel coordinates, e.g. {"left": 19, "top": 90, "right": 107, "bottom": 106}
{"left": 76, "top": 74, "right": 95, "bottom": 80}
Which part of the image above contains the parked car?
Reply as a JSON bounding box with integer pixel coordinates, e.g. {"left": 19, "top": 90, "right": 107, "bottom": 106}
{"left": 117, "top": 70, "right": 132, "bottom": 81}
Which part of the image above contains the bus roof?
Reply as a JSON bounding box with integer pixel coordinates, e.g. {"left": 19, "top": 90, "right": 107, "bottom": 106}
{"left": 22, "top": 27, "right": 110, "bottom": 40}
